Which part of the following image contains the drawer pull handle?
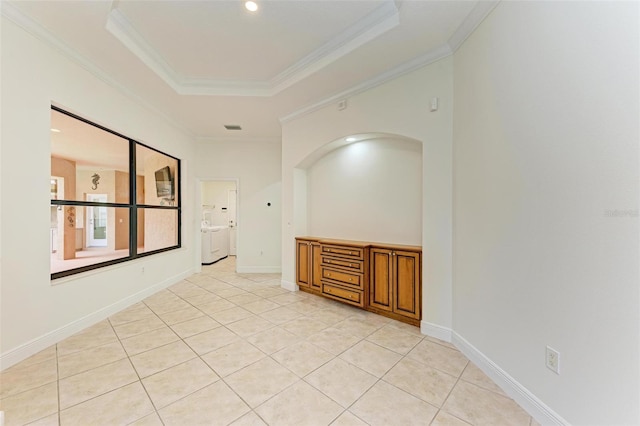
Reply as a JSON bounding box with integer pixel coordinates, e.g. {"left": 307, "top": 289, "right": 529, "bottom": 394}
{"left": 349, "top": 278, "right": 352, "bottom": 281}
{"left": 350, "top": 264, "right": 353, "bottom": 267}
{"left": 327, "top": 273, "right": 331, "bottom": 276}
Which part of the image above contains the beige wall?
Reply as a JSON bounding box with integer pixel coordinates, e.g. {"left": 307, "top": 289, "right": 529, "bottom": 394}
{"left": 51, "top": 157, "right": 76, "bottom": 260}
{"left": 115, "top": 171, "right": 129, "bottom": 250}
{"left": 144, "top": 153, "right": 178, "bottom": 252}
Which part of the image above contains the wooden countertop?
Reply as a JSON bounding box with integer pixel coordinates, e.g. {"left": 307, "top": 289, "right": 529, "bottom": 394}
{"left": 296, "top": 236, "right": 421, "bottom": 252}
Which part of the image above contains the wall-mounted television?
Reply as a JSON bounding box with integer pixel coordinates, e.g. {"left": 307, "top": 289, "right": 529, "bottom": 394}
{"left": 155, "top": 166, "right": 174, "bottom": 198}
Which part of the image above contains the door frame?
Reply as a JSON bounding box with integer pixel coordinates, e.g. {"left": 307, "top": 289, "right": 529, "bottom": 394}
{"left": 86, "top": 193, "right": 108, "bottom": 247}
{"left": 195, "top": 177, "right": 240, "bottom": 273}
{"left": 227, "top": 188, "right": 238, "bottom": 255}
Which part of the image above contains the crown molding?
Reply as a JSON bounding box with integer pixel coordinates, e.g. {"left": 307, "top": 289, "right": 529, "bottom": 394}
{"left": 105, "top": 0, "right": 399, "bottom": 97}
{"left": 269, "top": 0, "right": 400, "bottom": 94}
{"left": 279, "top": 44, "right": 452, "bottom": 124}
{"left": 1, "top": 1, "right": 195, "bottom": 138}
{"left": 447, "top": 0, "right": 500, "bottom": 52}
{"left": 279, "top": 1, "right": 501, "bottom": 125}
{"left": 106, "top": 8, "right": 183, "bottom": 94}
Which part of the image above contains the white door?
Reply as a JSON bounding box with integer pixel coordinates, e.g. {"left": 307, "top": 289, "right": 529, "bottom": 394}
{"left": 228, "top": 189, "right": 237, "bottom": 255}
{"left": 87, "top": 194, "right": 107, "bottom": 247}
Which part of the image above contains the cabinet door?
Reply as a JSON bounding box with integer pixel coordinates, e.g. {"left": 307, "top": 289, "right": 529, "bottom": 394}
{"left": 393, "top": 250, "right": 421, "bottom": 319}
{"left": 296, "top": 239, "right": 311, "bottom": 287}
{"left": 310, "top": 242, "right": 322, "bottom": 290}
{"left": 370, "top": 248, "right": 392, "bottom": 312}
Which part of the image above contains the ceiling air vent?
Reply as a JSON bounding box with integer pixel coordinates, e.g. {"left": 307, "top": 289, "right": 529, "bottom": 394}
{"left": 224, "top": 125, "right": 242, "bottom": 130}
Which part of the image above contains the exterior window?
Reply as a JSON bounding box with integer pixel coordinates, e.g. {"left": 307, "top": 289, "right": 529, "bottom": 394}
{"left": 50, "top": 106, "right": 181, "bottom": 279}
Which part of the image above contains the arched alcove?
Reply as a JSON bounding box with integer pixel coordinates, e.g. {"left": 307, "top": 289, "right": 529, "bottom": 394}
{"left": 294, "top": 132, "right": 422, "bottom": 245}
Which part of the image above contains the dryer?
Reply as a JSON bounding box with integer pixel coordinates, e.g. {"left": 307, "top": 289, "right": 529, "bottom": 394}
{"left": 201, "top": 224, "right": 229, "bottom": 265}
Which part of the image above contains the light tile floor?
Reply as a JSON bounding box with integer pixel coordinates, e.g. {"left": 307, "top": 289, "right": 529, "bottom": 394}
{"left": 0, "top": 257, "right": 540, "bottom": 426}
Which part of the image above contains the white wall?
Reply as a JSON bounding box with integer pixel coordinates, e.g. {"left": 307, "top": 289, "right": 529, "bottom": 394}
{"left": 201, "top": 180, "right": 236, "bottom": 227}
{"left": 452, "top": 2, "right": 639, "bottom": 424}
{"left": 281, "top": 57, "right": 454, "bottom": 331}
{"left": 0, "top": 17, "right": 197, "bottom": 367}
{"left": 306, "top": 137, "right": 422, "bottom": 245}
{"left": 195, "top": 139, "right": 281, "bottom": 273}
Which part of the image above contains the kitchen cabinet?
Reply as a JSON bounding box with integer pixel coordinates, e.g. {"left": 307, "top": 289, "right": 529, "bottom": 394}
{"left": 295, "top": 237, "right": 421, "bottom": 326}
{"left": 370, "top": 247, "right": 421, "bottom": 323}
{"left": 295, "top": 237, "right": 322, "bottom": 293}
{"left": 320, "top": 241, "right": 369, "bottom": 308}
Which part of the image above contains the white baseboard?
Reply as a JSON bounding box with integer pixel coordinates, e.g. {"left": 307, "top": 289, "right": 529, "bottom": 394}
{"left": 420, "top": 320, "right": 453, "bottom": 342}
{"left": 0, "top": 268, "right": 193, "bottom": 371}
{"left": 281, "top": 279, "right": 298, "bottom": 292}
{"left": 236, "top": 266, "right": 282, "bottom": 274}
{"left": 452, "top": 331, "right": 569, "bottom": 426}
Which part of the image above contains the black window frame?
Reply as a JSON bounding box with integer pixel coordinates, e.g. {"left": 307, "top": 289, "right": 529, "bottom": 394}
{"left": 50, "top": 106, "right": 182, "bottom": 280}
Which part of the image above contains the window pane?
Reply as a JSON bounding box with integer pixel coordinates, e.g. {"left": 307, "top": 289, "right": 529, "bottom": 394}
{"left": 51, "top": 109, "right": 130, "bottom": 203}
{"left": 138, "top": 208, "right": 178, "bottom": 253}
{"left": 136, "top": 144, "right": 179, "bottom": 207}
{"left": 50, "top": 205, "right": 130, "bottom": 275}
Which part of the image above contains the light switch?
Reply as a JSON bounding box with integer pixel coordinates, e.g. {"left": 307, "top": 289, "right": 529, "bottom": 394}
{"left": 430, "top": 97, "right": 439, "bottom": 112}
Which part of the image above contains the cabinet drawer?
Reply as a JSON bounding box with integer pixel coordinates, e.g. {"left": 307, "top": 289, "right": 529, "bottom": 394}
{"left": 321, "top": 245, "right": 363, "bottom": 260}
{"left": 322, "top": 268, "right": 362, "bottom": 288}
{"left": 322, "top": 283, "right": 363, "bottom": 307}
{"left": 321, "top": 257, "right": 363, "bottom": 272}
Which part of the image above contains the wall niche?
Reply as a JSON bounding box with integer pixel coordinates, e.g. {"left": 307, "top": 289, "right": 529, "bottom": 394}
{"left": 303, "top": 136, "right": 422, "bottom": 246}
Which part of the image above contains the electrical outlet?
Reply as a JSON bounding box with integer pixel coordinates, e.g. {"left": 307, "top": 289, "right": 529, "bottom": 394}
{"left": 546, "top": 346, "right": 560, "bottom": 374}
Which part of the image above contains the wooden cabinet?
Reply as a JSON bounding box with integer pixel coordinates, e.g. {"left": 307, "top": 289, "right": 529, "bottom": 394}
{"left": 320, "top": 241, "right": 368, "bottom": 308}
{"left": 370, "top": 247, "right": 421, "bottom": 324}
{"left": 296, "top": 238, "right": 322, "bottom": 293}
{"left": 295, "top": 237, "right": 422, "bottom": 327}
{"left": 370, "top": 248, "right": 393, "bottom": 312}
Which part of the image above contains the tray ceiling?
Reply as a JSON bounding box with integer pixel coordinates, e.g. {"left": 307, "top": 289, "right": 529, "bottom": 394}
{"left": 3, "top": 0, "right": 495, "bottom": 138}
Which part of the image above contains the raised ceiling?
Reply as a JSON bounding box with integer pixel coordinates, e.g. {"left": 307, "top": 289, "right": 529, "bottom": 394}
{"left": 3, "top": 0, "right": 496, "bottom": 139}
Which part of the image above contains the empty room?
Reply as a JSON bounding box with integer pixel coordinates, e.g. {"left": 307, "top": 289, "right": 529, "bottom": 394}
{"left": 1, "top": 1, "right": 638, "bottom": 425}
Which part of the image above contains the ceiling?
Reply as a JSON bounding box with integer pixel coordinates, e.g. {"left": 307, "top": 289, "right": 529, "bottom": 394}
{"left": 4, "top": 0, "right": 494, "bottom": 140}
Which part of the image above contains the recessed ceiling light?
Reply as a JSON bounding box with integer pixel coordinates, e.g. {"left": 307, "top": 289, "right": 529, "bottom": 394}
{"left": 346, "top": 137, "right": 357, "bottom": 142}
{"left": 51, "top": 128, "right": 61, "bottom": 133}
{"left": 245, "top": 1, "right": 258, "bottom": 12}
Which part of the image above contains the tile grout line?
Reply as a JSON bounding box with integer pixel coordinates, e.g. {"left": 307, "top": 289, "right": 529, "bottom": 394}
{"left": 429, "top": 360, "right": 470, "bottom": 426}
{"left": 175, "top": 269, "right": 346, "bottom": 424}
{"left": 132, "top": 274, "right": 282, "bottom": 424}
{"left": 111, "top": 317, "right": 162, "bottom": 425}
{"left": 12, "top": 258, "right": 507, "bottom": 426}
{"left": 187, "top": 270, "right": 278, "bottom": 418}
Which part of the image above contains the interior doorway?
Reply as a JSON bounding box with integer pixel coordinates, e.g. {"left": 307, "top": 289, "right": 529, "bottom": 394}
{"left": 200, "top": 180, "right": 239, "bottom": 260}
{"left": 86, "top": 193, "right": 107, "bottom": 247}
